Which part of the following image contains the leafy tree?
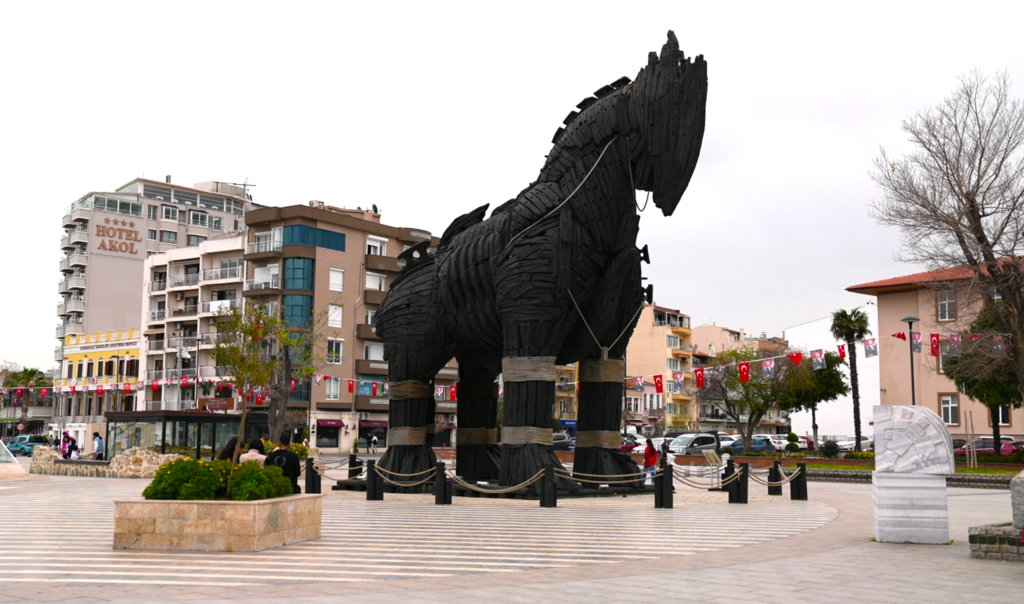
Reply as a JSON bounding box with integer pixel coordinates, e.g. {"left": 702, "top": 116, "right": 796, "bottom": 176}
{"left": 2, "top": 365, "right": 48, "bottom": 432}
{"left": 777, "top": 351, "right": 850, "bottom": 450}
{"left": 945, "top": 309, "right": 1022, "bottom": 455}
{"left": 829, "top": 308, "right": 871, "bottom": 451}
{"left": 697, "top": 348, "right": 791, "bottom": 447}
{"left": 871, "top": 72, "right": 1024, "bottom": 395}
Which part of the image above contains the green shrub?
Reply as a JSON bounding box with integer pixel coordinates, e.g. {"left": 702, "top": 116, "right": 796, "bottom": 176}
{"left": 787, "top": 452, "right": 806, "bottom": 458}
{"left": 142, "top": 458, "right": 230, "bottom": 500}
{"left": 843, "top": 451, "right": 875, "bottom": 460}
{"left": 228, "top": 461, "right": 293, "bottom": 501}
{"left": 820, "top": 440, "right": 840, "bottom": 459}
{"left": 787, "top": 432, "right": 799, "bottom": 443}
{"left": 785, "top": 442, "right": 801, "bottom": 453}
{"left": 956, "top": 450, "right": 1024, "bottom": 464}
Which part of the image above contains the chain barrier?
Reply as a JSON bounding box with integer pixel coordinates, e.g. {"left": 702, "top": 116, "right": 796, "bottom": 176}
{"left": 445, "top": 468, "right": 545, "bottom": 494}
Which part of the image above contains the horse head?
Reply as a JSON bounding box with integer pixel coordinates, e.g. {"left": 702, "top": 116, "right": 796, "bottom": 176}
{"left": 626, "top": 30, "right": 707, "bottom": 216}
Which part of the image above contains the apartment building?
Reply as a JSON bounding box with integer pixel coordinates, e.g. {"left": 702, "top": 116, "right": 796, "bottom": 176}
{"left": 241, "top": 202, "right": 452, "bottom": 452}
{"left": 849, "top": 269, "right": 1024, "bottom": 439}
{"left": 554, "top": 364, "right": 579, "bottom": 435}
{"left": 691, "top": 324, "right": 746, "bottom": 357}
{"left": 55, "top": 177, "right": 257, "bottom": 438}
{"left": 624, "top": 305, "right": 695, "bottom": 432}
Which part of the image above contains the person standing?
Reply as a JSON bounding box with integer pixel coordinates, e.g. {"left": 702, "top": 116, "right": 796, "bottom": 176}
{"left": 238, "top": 438, "right": 267, "bottom": 465}
{"left": 93, "top": 432, "right": 104, "bottom": 461}
{"left": 643, "top": 438, "right": 658, "bottom": 485}
{"left": 370, "top": 433, "right": 378, "bottom": 454}
{"left": 265, "top": 431, "right": 302, "bottom": 494}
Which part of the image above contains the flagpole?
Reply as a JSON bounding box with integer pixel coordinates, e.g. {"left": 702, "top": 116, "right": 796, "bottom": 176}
{"left": 902, "top": 316, "right": 919, "bottom": 406}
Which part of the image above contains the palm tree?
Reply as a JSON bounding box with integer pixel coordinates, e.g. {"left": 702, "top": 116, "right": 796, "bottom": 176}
{"left": 4, "top": 367, "right": 48, "bottom": 433}
{"left": 830, "top": 308, "right": 872, "bottom": 452}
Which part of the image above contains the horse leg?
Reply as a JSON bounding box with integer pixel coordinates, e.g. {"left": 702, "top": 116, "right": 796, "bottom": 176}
{"left": 574, "top": 357, "right": 643, "bottom": 486}
{"left": 453, "top": 356, "right": 501, "bottom": 482}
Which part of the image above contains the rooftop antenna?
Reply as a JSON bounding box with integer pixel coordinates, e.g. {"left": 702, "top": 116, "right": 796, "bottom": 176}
{"left": 222, "top": 178, "right": 257, "bottom": 201}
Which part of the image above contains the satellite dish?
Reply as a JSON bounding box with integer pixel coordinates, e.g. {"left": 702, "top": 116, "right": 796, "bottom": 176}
{"left": 372, "top": 204, "right": 378, "bottom": 214}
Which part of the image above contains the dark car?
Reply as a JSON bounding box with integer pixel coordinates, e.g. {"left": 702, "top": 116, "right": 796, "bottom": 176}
{"left": 552, "top": 433, "right": 574, "bottom": 451}
{"left": 726, "top": 437, "right": 773, "bottom": 454}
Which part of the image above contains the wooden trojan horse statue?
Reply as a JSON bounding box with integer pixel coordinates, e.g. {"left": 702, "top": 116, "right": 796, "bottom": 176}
{"left": 376, "top": 31, "right": 707, "bottom": 490}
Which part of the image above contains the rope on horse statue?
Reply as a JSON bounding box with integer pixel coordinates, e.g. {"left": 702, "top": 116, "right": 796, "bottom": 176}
{"left": 445, "top": 468, "right": 545, "bottom": 494}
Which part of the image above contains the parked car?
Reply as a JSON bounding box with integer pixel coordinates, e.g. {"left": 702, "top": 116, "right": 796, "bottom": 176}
{"left": 552, "top": 433, "right": 573, "bottom": 451}
{"left": 798, "top": 436, "right": 815, "bottom": 451}
{"left": 955, "top": 440, "right": 1020, "bottom": 456}
{"left": 668, "top": 433, "right": 719, "bottom": 455}
{"left": 7, "top": 435, "right": 46, "bottom": 456}
{"left": 727, "top": 437, "right": 773, "bottom": 454}
{"left": 837, "top": 436, "right": 873, "bottom": 452}
{"left": 718, "top": 435, "right": 739, "bottom": 446}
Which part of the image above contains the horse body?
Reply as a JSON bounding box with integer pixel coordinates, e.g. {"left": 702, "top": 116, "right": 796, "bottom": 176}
{"left": 376, "top": 32, "right": 707, "bottom": 486}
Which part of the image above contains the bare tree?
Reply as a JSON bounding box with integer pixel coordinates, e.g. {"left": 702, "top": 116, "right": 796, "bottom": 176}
{"left": 871, "top": 71, "right": 1024, "bottom": 389}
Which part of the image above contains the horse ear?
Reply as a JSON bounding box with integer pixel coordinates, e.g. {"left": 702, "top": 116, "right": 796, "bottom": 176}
{"left": 660, "top": 30, "right": 679, "bottom": 61}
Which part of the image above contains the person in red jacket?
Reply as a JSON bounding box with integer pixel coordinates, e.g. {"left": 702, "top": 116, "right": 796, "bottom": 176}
{"left": 643, "top": 439, "right": 658, "bottom": 485}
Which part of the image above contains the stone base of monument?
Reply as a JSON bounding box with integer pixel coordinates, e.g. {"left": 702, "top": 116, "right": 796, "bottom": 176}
{"left": 968, "top": 523, "right": 1024, "bottom": 561}
{"left": 873, "top": 472, "right": 949, "bottom": 544}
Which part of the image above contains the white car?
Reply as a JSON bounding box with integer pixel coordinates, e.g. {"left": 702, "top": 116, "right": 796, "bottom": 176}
{"left": 837, "top": 436, "right": 873, "bottom": 452}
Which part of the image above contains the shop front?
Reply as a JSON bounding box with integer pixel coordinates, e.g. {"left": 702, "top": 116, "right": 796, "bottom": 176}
{"left": 105, "top": 411, "right": 268, "bottom": 460}
{"left": 315, "top": 418, "right": 345, "bottom": 449}
{"left": 359, "top": 420, "right": 387, "bottom": 449}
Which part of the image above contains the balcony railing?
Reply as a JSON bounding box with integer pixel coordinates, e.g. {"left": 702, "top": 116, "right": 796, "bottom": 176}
{"left": 149, "top": 310, "right": 166, "bottom": 321}
{"left": 246, "top": 240, "right": 282, "bottom": 254}
{"left": 244, "top": 276, "right": 280, "bottom": 291}
{"left": 202, "top": 299, "right": 238, "bottom": 313}
{"left": 166, "top": 367, "right": 198, "bottom": 379}
{"left": 169, "top": 305, "right": 199, "bottom": 318}
{"left": 146, "top": 369, "right": 164, "bottom": 381}
{"left": 166, "top": 337, "right": 199, "bottom": 349}
{"left": 151, "top": 280, "right": 167, "bottom": 292}
{"left": 148, "top": 340, "right": 165, "bottom": 352}
{"left": 198, "top": 365, "right": 230, "bottom": 377}
{"left": 169, "top": 274, "right": 200, "bottom": 288}
{"left": 198, "top": 333, "right": 228, "bottom": 346}
{"left": 203, "top": 266, "right": 241, "bottom": 281}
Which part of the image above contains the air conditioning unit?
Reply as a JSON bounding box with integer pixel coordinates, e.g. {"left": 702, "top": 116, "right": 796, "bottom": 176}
{"left": 174, "top": 292, "right": 183, "bottom": 301}
{"left": 359, "top": 412, "right": 370, "bottom": 420}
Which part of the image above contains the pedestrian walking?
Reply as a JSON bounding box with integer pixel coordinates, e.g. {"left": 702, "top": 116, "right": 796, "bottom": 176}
{"left": 371, "top": 433, "right": 378, "bottom": 454}
{"left": 643, "top": 438, "right": 658, "bottom": 485}
{"left": 93, "top": 432, "right": 104, "bottom": 461}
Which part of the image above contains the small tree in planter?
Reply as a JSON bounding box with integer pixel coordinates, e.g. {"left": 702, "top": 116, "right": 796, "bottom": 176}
{"left": 785, "top": 432, "right": 801, "bottom": 455}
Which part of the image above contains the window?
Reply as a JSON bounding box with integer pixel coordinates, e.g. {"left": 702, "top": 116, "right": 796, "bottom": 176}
{"left": 996, "top": 405, "right": 1011, "bottom": 425}
{"left": 364, "top": 343, "right": 384, "bottom": 361}
{"left": 76, "top": 361, "right": 83, "bottom": 378}
{"left": 160, "top": 231, "right": 177, "bottom": 244}
{"left": 941, "top": 394, "right": 959, "bottom": 425}
{"left": 938, "top": 291, "right": 956, "bottom": 322}
{"left": 190, "top": 212, "right": 210, "bottom": 228}
{"left": 148, "top": 205, "right": 158, "bottom": 220}
{"left": 938, "top": 342, "right": 950, "bottom": 374}
{"left": 326, "top": 378, "right": 340, "bottom": 401}
{"left": 86, "top": 361, "right": 94, "bottom": 378}
{"left": 328, "top": 304, "right": 343, "bottom": 328}
{"left": 281, "top": 225, "right": 345, "bottom": 252}
{"left": 365, "top": 309, "right": 377, "bottom": 325}
{"left": 329, "top": 269, "right": 344, "bottom": 292}
{"left": 367, "top": 236, "right": 387, "bottom": 256}
{"left": 283, "top": 258, "right": 314, "bottom": 290}
{"left": 282, "top": 295, "right": 313, "bottom": 327}
{"left": 65, "top": 363, "right": 73, "bottom": 379}
{"left": 667, "top": 335, "right": 679, "bottom": 348}
{"left": 97, "top": 359, "right": 104, "bottom": 377}
{"left": 667, "top": 357, "right": 680, "bottom": 371}
{"left": 210, "top": 216, "right": 222, "bottom": 231}
{"left": 327, "top": 339, "right": 343, "bottom": 364}
{"left": 188, "top": 235, "right": 206, "bottom": 247}
{"left": 162, "top": 206, "right": 179, "bottom": 221}
{"left": 366, "top": 272, "right": 386, "bottom": 291}
{"left": 147, "top": 229, "right": 156, "bottom": 240}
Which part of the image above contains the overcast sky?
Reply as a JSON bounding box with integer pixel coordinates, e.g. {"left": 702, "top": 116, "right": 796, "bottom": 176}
{"left": 4, "top": 1, "right": 1024, "bottom": 370}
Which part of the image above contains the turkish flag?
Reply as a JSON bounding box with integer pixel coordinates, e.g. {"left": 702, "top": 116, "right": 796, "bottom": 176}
{"left": 290, "top": 379, "right": 296, "bottom": 393}
{"left": 968, "top": 334, "right": 982, "bottom": 341}
{"left": 653, "top": 375, "right": 664, "bottom": 393}
{"left": 837, "top": 344, "right": 846, "bottom": 360}
{"left": 97, "top": 384, "right": 104, "bottom": 395}
{"left": 123, "top": 383, "right": 130, "bottom": 392}
{"left": 738, "top": 362, "right": 750, "bottom": 383}
{"left": 787, "top": 352, "right": 803, "bottom": 365}
{"left": 892, "top": 332, "right": 907, "bottom": 341}
{"left": 256, "top": 393, "right": 263, "bottom": 405}
{"left": 450, "top": 385, "right": 457, "bottom": 400}
{"left": 40, "top": 388, "right": 48, "bottom": 398}
{"left": 348, "top": 379, "right": 354, "bottom": 393}
{"left": 181, "top": 375, "right": 189, "bottom": 388}
{"left": 152, "top": 381, "right": 159, "bottom": 391}
{"left": 694, "top": 367, "right": 705, "bottom": 388}
{"left": 71, "top": 385, "right": 77, "bottom": 394}
{"left": 930, "top": 333, "right": 940, "bottom": 357}
{"left": 15, "top": 388, "right": 22, "bottom": 398}
{"left": 372, "top": 382, "right": 378, "bottom": 396}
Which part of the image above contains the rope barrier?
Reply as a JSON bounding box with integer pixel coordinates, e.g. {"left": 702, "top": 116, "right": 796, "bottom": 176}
{"left": 672, "top": 467, "right": 743, "bottom": 489}
{"left": 747, "top": 467, "right": 801, "bottom": 487}
{"left": 561, "top": 468, "right": 661, "bottom": 486}
{"left": 375, "top": 466, "right": 437, "bottom": 488}
{"left": 556, "top": 468, "right": 653, "bottom": 479}
{"left": 445, "top": 468, "right": 545, "bottom": 494}
{"left": 374, "top": 465, "right": 437, "bottom": 478}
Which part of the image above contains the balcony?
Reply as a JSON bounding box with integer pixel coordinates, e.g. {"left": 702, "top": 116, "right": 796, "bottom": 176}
{"left": 201, "top": 299, "right": 238, "bottom": 314}
{"left": 146, "top": 369, "right": 165, "bottom": 381}
{"left": 245, "top": 240, "right": 282, "bottom": 256}
{"left": 203, "top": 266, "right": 241, "bottom": 281}
{"left": 166, "top": 336, "right": 199, "bottom": 349}
{"left": 148, "top": 340, "right": 166, "bottom": 352}
{"left": 169, "top": 273, "right": 200, "bottom": 289}
{"left": 69, "top": 227, "right": 89, "bottom": 246}
{"left": 167, "top": 305, "right": 199, "bottom": 319}
{"left": 198, "top": 365, "right": 230, "bottom": 378}
{"left": 62, "top": 206, "right": 90, "bottom": 228}
{"left": 69, "top": 252, "right": 88, "bottom": 267}
{"left": 148, "top": 310, "right": 166, "bottom": 322}
{"left": 198, "top": 333, "right": 228, "bottom": 347}
{"left": 397, "top": 227, "right": 433, "bottom": 244}
{"left": 671, "top": 348, "right": 691, "bottom": 358}
{"left": 59, "top": 257, "right": 72, "bottom": 272}
{"left": 435, "top": 366, "right": 459, "bottom": 380}
{"left": 165, "top": 367, "right": 198, "bottom": 380}
{"left": 365, "top": 254, "right": 405, "bottom": 273}
{"left": 54, "top": 346, "right": 63, "bottom": 362}
{"left": 244, "top": 276, "right": 280, "bottom": 293}
{"left": 355, "top": 395, "right": 390, "bottom": 412}
{"left": 355, "top": 359, "right": 389, "bottom": 375}
{"left": 364, "top": 289, "right": 387, "bottom": 305}
{"left": 151, "top": 280, "right": 167, "bottom": 292}
{"left": 356, "top": 323, "right": 380, "bottom": 341}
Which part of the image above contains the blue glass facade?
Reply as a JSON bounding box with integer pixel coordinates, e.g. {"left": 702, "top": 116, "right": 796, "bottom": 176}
{"left": 282, "top": 225, "right": 345, "bottom": 252}
{"left": 282, "top": 295, "right": 312, "bottom": 327}
{"left": 283, "top": 258, "right": 314, "bottom": 290}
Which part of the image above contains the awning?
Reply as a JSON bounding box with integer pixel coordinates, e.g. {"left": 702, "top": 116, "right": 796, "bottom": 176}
{"left": 317, "top": 419, "right": 345, "bottom": 428}
{"left": 559, "top": 420, "right": 578, "bottom": 427}
{"left": 359, "top": 420, "right": 388, "bottom": 428}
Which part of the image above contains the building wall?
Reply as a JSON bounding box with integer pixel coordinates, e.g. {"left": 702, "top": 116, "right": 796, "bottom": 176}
{"left": 691, "top": 324, "right": 746, "bottom": 357}
{"left": 876, "top": 288, "right": 1023, "bottom": 438}
{"left": 625, "top": 305, "right": 694, "bottom": 430}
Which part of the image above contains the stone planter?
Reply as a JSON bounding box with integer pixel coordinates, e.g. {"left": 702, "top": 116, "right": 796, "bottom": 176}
{"left": 113, "top": 494, "right": 322, "bottom": 552}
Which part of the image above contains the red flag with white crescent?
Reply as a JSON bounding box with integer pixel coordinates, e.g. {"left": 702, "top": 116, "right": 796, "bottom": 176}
{"left": 653, "top": 375, "right": 664, "bottom": 393}
{"left": 348, "top": 379, "right": 354, "bottom": 393}
{"left": 372, "top": 382, "right": 378, "bottom": 396}
{"left": 450, "top": 385, "right": 457, "bottom": 400}
{"left": 738, "top": 362, "right": 750, "bottom": 383}
{"left": 40, "top": 388, "right": 49, "bottom": 398}
{"left": 152, "top": 381, "right": 159, "bottom": 391}
{"left": 97, "top": 384, "right": 104, "bottom": 395}
{"left": 15, "top": 388, "right": 22, "bottom": 398}
{"left": 930, "top": 333, "right": 940, "bottom": 357}
{"left": 837, "top": 344, "right": 846, "bottom": 361}
{"left": 694, "top": 367, "right": 705, "bottom": 388}
{"left": 290, "top": 379, "right": 296, "bottom": 393}
{"left": 787, "top": 352, "right": 803, "bottom": 365}
{"left": 256, "top": 393, "right": 263, "bottom": 405}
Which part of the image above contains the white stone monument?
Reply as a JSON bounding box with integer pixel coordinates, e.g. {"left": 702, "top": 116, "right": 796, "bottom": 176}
{"left": 872, "top": 405, "right": 955, "bottom": 544}
{"left": 0, "top": 438, "right": 29, "bottom": 481}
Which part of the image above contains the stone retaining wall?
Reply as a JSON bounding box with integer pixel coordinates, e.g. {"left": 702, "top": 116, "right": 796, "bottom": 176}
{"left": 969, "top": 523, "right": 1023, "bottom": 561}
{"left": 805, "top": 468, "right": 1012, "bottom": 489}
{"left": 30, "top": 446, "right": 182, "bottom": 478}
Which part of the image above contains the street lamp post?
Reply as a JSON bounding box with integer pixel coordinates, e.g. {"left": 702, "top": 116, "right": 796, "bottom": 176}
{"left": 176, "top": 345, "right": 191, "bottom": 411}
{"left": 902, "top": 316, "right": 920, "bottom": 406}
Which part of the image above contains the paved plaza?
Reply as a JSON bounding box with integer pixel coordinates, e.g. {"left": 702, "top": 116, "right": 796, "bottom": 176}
{"left": 0, "top": 458, "right": 1020, "bottom": 603}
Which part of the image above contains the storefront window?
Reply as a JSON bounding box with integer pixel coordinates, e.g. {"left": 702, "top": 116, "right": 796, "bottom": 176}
{"left": 317, "top": 427, "right": 339, "bottom": 448}
{"left": 166, "top": 421, "right": 198, "bottom": 457}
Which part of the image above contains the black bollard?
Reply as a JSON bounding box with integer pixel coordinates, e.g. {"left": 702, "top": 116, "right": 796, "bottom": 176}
{"left": 654, "top": 457, "right": 664, "bottom": 509}
{"left": 434, "top": 461, "right": 450, "bottom": 505}
{"left": 540, "top": 463, "right": 557, "bottom": 508}
{"left": 305, "top": 458, "right": 321, "bottom": 494}
{"left": 348, "top": 454, "right": 363, "bottom": 479}
{"left": 366, "top": 460, "right": 383, "bottom": 501}
{"left": 791, "top": 462, "right": 808, "bottom": 501}
{"left": 736, "top": 462, "right": 749, "bottom": 504}
{"left": 768, "top": 460, "right": 782, "bottom": 496}
{"left": 661, "top": 455, "right": 673, "bottom": 509}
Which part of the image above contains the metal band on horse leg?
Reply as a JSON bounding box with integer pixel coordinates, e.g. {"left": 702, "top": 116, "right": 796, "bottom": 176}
{"left": 575, "top": 431, "right": 621, "bottom": 449}
{"left": 387, "top": 427, "right": 428, "bottom": 446}
{"left": 388, "top": 380, "right": 433, "bottom": 400}
{"left": 456, "top": 428, "right": 497, "bottom": 445}
{"left": 501, "top": 357, "right": 558, "bottom": 382}
{"left": 579, "top": 359, "right": 625, "bottom": 382}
